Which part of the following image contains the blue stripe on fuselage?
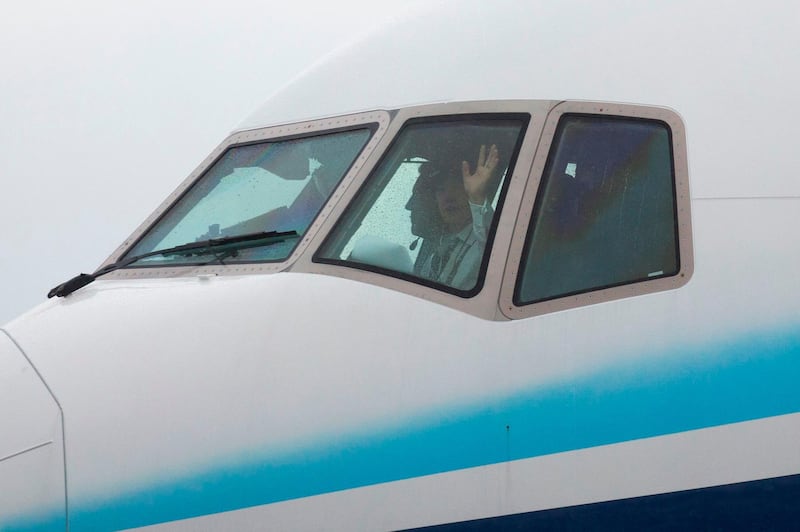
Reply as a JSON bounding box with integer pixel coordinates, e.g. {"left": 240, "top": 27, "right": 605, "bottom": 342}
{"left": 23, "top": 326, "right": 800, "bottom": 531}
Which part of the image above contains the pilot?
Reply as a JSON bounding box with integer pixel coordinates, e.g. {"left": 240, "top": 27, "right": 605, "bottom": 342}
{"left": 405, "top": 163, "right": 441, "bottom": 276}
{"left": 413, "top": 144, "right": 500, "bottom": 289}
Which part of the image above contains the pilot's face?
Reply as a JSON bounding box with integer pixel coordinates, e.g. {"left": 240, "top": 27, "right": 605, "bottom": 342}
{"left": 406, "top": 172, "right": 439, "bottom": 238}
{"left": 406, "top": 192, "right": 432, "bottom": 236}
{"left": 435, "top": 176, "right": 471, "bottom": 232}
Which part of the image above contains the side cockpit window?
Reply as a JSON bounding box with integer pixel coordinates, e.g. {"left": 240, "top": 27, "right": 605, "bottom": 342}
{"left": 515, "top": 115, "right": 679, "bottom": 305}
{"left": 316, "top": 116, "right": 527, "bottom": 295}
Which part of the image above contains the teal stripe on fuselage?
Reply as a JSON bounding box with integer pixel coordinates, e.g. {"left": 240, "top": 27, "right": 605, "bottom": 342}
{"left": 2, "top": 510, "right": 65, "bottom": 532}
{"left": 34, "top": 326, "right": 800, "bottom": 530}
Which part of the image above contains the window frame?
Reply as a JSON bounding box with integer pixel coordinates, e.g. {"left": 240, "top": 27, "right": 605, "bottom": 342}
{"left": 498, "top": 101, "right": 693, "bottom": 319}
{"left": 100, "top": 110, "right": 391, "bottom": 280}
{"left": 98, "top": 100, "right": 692, "bottom": 322}
{"left": 292, "top": 101, "right": 553, "bottom": 321}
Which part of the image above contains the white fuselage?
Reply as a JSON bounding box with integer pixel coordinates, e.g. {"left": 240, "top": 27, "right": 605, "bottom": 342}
{"left": 2, "top": 1, "right": 799, "bottom": 530}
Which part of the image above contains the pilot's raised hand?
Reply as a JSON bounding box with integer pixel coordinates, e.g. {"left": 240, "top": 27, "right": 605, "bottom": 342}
{"left": 462, "top": 144, "right": 499, "bottom": 204}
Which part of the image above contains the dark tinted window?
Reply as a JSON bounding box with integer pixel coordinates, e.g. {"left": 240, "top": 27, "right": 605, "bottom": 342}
{"left": 515, "top": 115, "right": 678, "bottom": 305}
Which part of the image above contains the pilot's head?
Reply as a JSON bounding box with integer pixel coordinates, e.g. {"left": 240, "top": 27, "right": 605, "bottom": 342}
{"left": 411, "top": 158, "right": 472, "bottom": 235}
{"left": 433, "top": 170, "right": 471, "bottom": 233}
{"left": 405, "top": 161, "right": 442, "bottom": 239}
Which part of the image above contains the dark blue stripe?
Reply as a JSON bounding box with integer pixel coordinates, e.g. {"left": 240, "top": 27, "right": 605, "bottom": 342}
{"left": 405, "top": 473, "right": 800, "bottom": 531}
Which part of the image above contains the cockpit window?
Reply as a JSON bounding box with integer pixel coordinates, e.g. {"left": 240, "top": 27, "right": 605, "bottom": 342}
{"left": 316, "top": 116, "right": 527, "bottom": 296}
{"left": 124, "top": 128, "right": 372, "bottom": 266}
{"left": 514, "top": 114, "right": 679, "bottom": 305}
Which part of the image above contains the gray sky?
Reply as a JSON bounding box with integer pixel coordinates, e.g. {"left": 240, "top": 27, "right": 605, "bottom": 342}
{"left": 0, "top": 1, "right": 429, "bottom": 324}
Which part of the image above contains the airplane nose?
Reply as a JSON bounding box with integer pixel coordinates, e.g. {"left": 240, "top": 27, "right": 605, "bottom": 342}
{"left": 0, "top": 332, "right": 67, "bottom": 529}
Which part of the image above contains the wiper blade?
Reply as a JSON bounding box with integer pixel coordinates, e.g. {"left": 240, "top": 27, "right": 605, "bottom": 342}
{"left": 153, "top": 230, "right": 299, "bottom": 258}
{"left": 47, "top": 230, "right": 298, "bottom": 298}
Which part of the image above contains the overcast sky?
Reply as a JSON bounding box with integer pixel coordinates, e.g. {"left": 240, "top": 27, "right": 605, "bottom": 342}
{"left": 0, "top": 1, "right": 434, "bottom": 324}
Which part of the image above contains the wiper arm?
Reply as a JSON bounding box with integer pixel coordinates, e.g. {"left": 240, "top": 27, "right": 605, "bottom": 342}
{"left": 47, "top": 230, "right": 298, "bottom": 298}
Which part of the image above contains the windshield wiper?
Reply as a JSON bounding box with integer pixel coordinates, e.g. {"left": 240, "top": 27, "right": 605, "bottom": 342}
{"left": 47, "top": 230, "right": 298, "bottom": 298}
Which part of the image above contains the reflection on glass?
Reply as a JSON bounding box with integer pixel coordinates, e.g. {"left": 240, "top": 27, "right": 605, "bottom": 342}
{"left": 516, "top": 115, "right": 678, "bottom": 304}
{"left": 125, "top": 128, "right": 371, "bottom": 265}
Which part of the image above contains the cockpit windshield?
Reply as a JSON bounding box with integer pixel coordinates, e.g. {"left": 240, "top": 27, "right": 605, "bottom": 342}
{"left": 123, "top": 128, "right": 372, "bottom": 266}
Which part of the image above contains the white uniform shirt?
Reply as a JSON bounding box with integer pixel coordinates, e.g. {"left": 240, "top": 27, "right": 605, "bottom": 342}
{"left": 419, "top": 200, "right": 494, "bottom": 290}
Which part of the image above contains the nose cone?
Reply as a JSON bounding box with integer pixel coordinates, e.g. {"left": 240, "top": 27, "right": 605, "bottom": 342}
{"left": 0, "top": 331, "right": 66, "bottom": 529}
